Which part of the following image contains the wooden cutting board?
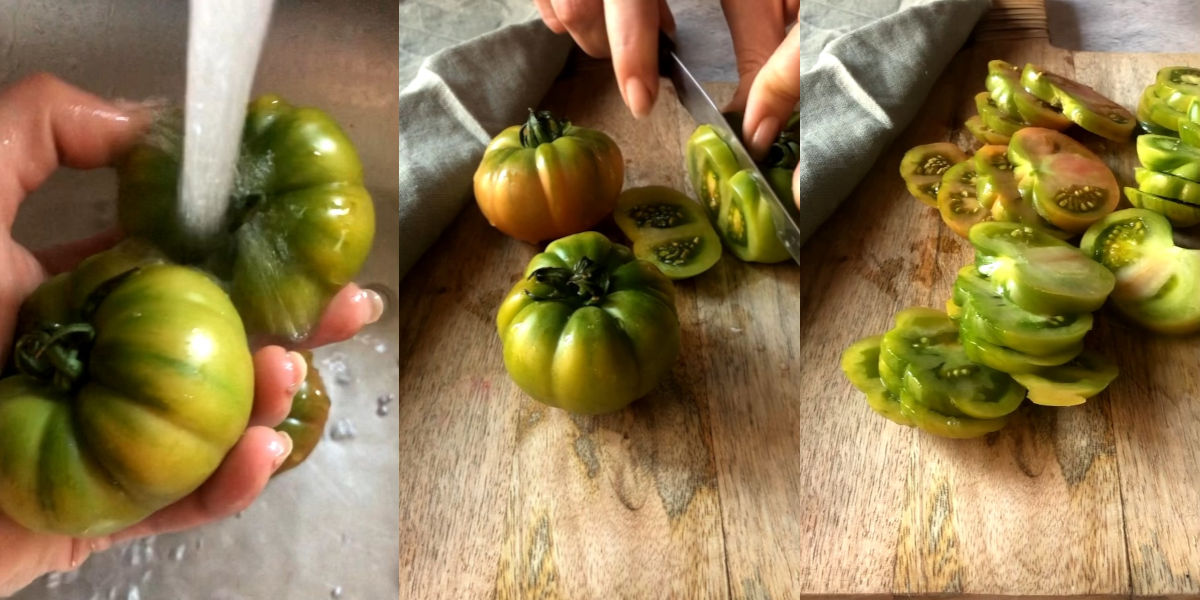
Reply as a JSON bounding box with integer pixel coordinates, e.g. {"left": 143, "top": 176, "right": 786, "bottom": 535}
{"left": 397, "top": 1, "right": 1200, "bottom": 596}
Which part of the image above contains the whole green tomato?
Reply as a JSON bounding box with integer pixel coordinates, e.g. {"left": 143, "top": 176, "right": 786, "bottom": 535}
{"left": 0, "top": 240, "right": 254, "bottom": 536}
{"left": 117, "top": 95, "right": 376, "bottom": 344}
{"left": 496, "top": 232, "right": 681, "bottom": 414}
{"left": 273, "top": 350, "right": 331, "bottom": 475}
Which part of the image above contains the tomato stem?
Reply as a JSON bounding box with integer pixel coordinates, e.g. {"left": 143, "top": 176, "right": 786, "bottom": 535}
{"left": 14, "top": 324, "right": 95, "bottom": 391}
{"left": 525, "top": 257, "right": 610, "bottom": 306}
{"left": 519, "top": 109, "right": 568, "bottom": 147}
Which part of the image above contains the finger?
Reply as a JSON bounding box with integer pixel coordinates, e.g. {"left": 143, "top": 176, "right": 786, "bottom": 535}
{"left": 551, "top": 0, "right": 610, "bottom": 58}
{"left": 31, "top": 226, "right": 124, "bottom": 275}
{"left": 742, "top": 25, "right": 801, "bottom": 160}
{"left": 294, "top": 283, "right": 385, "bottom": 349}
{"left": 108, "top": 427, "right": 292, "bottom": 544}
{"left": 720, "top": 0, "right": 788, "bottom": 116}
{"left": 658, "top": 0, "right": 676, "bottom": 38}
{"left": 604, "top": 0, "right": 660, "bottom": 119}
{"left": 0, "top": 73, "right": 151, "bottom": 226}
{"left": 251, "top": 346, "right": 307, "bottom": 428}
{"left": 534, "top": 0, "right": 566, "bottom": 33}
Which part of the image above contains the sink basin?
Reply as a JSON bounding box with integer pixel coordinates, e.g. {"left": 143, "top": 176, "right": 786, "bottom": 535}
{"left": 2, "top": 1, "right": 399, "bottom": 598}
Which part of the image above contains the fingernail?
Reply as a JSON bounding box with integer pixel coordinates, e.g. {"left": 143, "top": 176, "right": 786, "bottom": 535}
{"left": 286, "top": 351, "right": 308, "bottom": 394}
{"left": 624, "top": 77, "right": 653, "bottom": 119}
{"left": 749, "top": 116, "right": 780, "bottom": 160}
{"left": 269, "top": 431, "right": 294, "bottom": 471}
{"left": 363, "top": 289, "right": 385, "bottom": 325}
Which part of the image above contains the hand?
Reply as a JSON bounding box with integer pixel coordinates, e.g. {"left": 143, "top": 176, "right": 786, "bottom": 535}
{"left": 0, "top": 74, "right": 382, "bottom": 596}
{"left": 721, "top": 0, "right": 800, "bottom": 159}
{"left": 534, "top": 0, "right": 676, "bottom": 118}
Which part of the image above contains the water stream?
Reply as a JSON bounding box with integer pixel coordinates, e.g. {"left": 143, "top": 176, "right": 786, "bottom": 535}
{"left": 180, "top": 0, "right": 275, "bottom": 241}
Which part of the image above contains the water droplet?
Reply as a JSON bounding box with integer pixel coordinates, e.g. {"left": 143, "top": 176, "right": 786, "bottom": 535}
{"left": 374, "top": 342, "right": 387, "bottom": 353}
{"left": 170, "top": 544, "right": 187, "bottom": 561}
{"left": 329, "top": 418, "right": 357, "bottom": 441}
{"left": 127, "top": 584, "right": 141, "bottom": 600}
{"left": 331, "top": 585, "right": 344, "bottom": 598}
{"left": 45, "top": 571, "right": 63, "bottom": 589}
{"left": 325, "top": 353, "right": 352, "bottom": 385}
{"left": 376, "top": 393, "right": 395, "bottom": 417}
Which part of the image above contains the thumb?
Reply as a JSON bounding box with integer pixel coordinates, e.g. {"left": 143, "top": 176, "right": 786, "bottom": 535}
{"left": 741, "top": 25, "right": 801, "bottom": 160}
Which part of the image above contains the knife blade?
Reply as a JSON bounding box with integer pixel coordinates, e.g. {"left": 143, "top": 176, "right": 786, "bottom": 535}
{"left": 657, "top": 33, "right": 805, "bottom": 266}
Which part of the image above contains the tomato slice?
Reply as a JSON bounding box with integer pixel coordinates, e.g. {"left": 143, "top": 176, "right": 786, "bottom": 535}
{"left": 1137, "top": 134, "right": 1200, "bottom": 182}
{"left": 1155, "top": 66, "right": 1200, "bottom": 112}
{"left": 1080, "top": 207, "right": 1176, "bottom": 271}
{"left": 1080, "top": 208, "right": 1200, "bottom": 334}
{"left": 900, "top": 143, "right": 969, "bottom": 207}
{"left": 897, "top": 388, "right": 1011, "bottom": 439}
{"left": 937, "top": 160, "right": 990, "bottom": 238}
{"left": 715, "top": 170, "right": 790, "bottom": 263}
{"left": 1024, "top": 153, "right": 1120, "bottom": 233}
{"left": 613, "top": 186, "right": 723, "bottom": 279}
{"left": 841, "top": 335, "right": 913, "bottom": 427}
{"left": 902, "top": 356, "right": 1026, "bottom": 420}
{"left": 1008, "top": 126, "right": 1100, "bottom": 165}
{"left": 1011, "top": 350, "right": 1118, "bottom": 407}
{"left": 970, "top": 221, "right": 1115, "bottom": 315}
{"left": 965, "top": 115, "right": 1011, "bottom": 145}
{"left": 1007, "top": 129, "right": 1118, "bottom": 233}
{"left": 1021, "top": 63, "right": 1136, "bottom": 141}
{"left": 1137, "top": 84, "right": 1190, "bottom": 134}
{"left": 955, "top": 265, "right": 1093, "bottom": 356}
{"left": 985, "top": 60, "right": 1071, "bottom": 130}
{"left": 1180, "top": 121, "right": 1200, "bottom": 149}
{"left": 1125, "top": 186, "right": 1200, "bottom": 228}
{"left": 1112, "top": 248, "right": 1200, "bottom": 335}
{"left": 1134, "top": 168, "right": 1200, "bottom": 204}
{"left": 975, "top": 91, "right": 1025, "bottom": 137}
{"left": 959, "top": 317, "right": 1082, "bottom": 374}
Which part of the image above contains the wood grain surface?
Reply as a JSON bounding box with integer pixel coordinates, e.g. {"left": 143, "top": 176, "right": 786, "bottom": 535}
{"left": 398, "top": 1, "right": 1200, "bottom": 597}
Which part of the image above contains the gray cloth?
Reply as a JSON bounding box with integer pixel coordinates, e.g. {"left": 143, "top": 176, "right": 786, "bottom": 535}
{"left": 397, "top": 1, "right": 989, "bottom": 281}
{"left": 794, "top": 0, "right": 990, "bottom": 247}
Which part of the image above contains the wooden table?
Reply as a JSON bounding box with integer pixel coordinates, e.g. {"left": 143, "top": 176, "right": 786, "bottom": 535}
{"left": 398, "top": 1, "right": 1200, "bottom": 596}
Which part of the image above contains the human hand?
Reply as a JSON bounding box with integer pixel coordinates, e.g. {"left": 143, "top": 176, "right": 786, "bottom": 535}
{"left": 721, "top": 0, "right": 800, "bottom": 159}
{"left": 533, "top": 0, "right": 676, "bottom": 119}
{"left": 0, "top": 73, "right": 382, "bottom": 597}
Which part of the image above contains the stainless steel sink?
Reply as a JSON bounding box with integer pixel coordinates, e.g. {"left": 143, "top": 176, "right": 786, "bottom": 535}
{"left": 2, "top": 1, "right": 399, "bottom": 598}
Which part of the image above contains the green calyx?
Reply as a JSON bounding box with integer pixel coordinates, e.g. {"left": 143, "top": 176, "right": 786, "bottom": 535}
{"left": 14, "top": 324, "right": 96, "bottom": 392}
{"left": 763, "top": 113, "right": 799, "bottom": 171}
{"left": 519, "top": 109, "right": 570, "bottom": 147}
{"left": 525, "top": 257, "right": 611, "bottom": 307}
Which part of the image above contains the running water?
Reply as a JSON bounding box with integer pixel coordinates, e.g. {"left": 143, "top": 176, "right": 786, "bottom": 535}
{"left": 179, "top": 0, "right": 275, "bottom": 241}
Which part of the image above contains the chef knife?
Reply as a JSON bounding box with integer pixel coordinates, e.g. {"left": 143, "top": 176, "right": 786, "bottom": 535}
{"left": 657, "top": 32, "right": 805, "bottom": 266}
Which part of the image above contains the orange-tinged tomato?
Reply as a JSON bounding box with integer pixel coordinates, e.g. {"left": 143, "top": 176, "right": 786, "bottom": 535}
{"left": 474, "top": 110, "right": 624, "bottom": 243}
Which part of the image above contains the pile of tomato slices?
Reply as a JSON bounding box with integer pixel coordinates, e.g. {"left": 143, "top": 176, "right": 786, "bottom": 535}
{"left": 849, "top": 61, "right": 1200, "bottom": 438}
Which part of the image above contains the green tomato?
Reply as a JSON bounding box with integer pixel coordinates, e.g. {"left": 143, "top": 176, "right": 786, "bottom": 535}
{"left": 0, "top": 242, "right": 253, "bottom": 536}
{"left": 118, "top": 95, "right": 376, "bottom": 344}
{"left": 985, "top": 60, "right": 1071, "bottom": 130}
{"left": 274, "top": 350, "right": 331, "bottom": 475}
{"left": 496, "top": 232, "right": 681, "bottom": 414}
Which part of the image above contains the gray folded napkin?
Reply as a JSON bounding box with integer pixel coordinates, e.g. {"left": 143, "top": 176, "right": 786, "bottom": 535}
{"left": 793, "top": 0, "right": 990, "bottom": 246}
{"left": 397, "top": 1, "right": 989, "bottom": 281}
